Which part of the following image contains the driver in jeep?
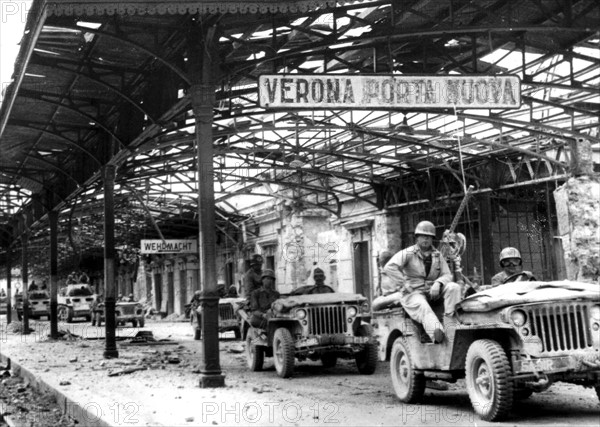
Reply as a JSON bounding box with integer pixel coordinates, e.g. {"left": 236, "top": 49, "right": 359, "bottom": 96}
{"left": 490, "top": 247, "right": 535, "bottom": 287}
{"left": 384, "top": 221, "right": 462, "bottom": 344}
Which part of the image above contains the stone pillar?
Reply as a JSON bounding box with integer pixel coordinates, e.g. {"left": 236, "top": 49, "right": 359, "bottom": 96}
{"left": 162, "top": 260, "right": 174, "bottom": 314}
{"left": 554, "top": 174, "right": 600, "bottom": 283}
{"left": 174, "top": 257, "right": 186, "bottom": 315}
{"left": 151, "top": 262, "right": 162, "bottom": 312}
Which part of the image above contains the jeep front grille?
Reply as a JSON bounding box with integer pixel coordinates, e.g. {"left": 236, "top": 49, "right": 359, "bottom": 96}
{"left": 307, "top": 306, "right": 347, "bottom": 335}
{"left": 527, "top": 304, "right": 592, "bottom": 353}
{"left": 219, "top": 304, "right": 236, "bottom": 320}
{"left": 120, "top": 305, "right": 135, "bottom": 315}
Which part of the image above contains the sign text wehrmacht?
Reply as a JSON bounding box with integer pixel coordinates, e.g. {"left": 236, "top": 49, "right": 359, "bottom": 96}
{"left": 259, "top": 74, "right": 521, "bottom": 109}
{"left": 140, "top": 239, "right": 198, "bottom": 254}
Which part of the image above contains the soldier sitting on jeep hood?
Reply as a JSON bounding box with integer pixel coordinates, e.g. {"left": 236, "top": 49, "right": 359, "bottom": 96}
{"left": 383, "top": 220, "right": 462, "bottom": 344}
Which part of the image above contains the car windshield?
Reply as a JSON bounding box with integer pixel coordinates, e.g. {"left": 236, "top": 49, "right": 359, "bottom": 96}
{"left": 67, "top": 286, "right": 93, "bottom": 297}
{"left": 30, "top": 291, "right": 50, "bottom": 300}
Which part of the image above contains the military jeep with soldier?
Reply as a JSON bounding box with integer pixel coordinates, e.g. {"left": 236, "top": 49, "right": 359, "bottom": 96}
{"left": 239, "top": 282, "right": 377, "bottom": 378}
{"left": 372, "top": 279, "right": 600, "bottom": 421}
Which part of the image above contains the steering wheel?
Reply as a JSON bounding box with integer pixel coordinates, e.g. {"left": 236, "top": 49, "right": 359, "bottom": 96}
{"left": 502, "top": 271, "right": 537, "bottom": 284}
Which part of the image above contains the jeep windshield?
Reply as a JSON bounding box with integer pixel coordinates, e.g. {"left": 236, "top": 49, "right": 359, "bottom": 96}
{"left": 67, "top": 286, "right": 94, "bottom": 297}
{"left": 29, "top": 291, "right": 50, "bottom": 300}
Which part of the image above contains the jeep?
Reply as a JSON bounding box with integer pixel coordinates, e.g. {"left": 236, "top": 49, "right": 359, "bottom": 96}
{"left": 57, "top": 283, "right": 96, "bottom": 322}
{"left": 16, "top": 290, "right": 51, "bottom": 320}
{"left": 191, "top": 297, "right": 245, "bottom": 340}
{"left": 239, "top": 292, "right": 377, "bottom": 378}
{"left": 92, "top": 300, "right": 145, "bottom": 327}
{"left": 371, "top": 279, "right": 600, "bottom": 421}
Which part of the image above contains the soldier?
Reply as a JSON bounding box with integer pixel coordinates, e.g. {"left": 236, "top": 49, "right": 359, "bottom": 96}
{"left": 491, "top": 247, "right": 534, "bottom": 287}
{"left": 307, "top": 268, "right": 335, "bottom": 294}
{"left": 66, "top": 271, "right": 77, "bottom": 284}
{"left": 243, "top": 254, "right": 264, "bottom": 298}
{"left": 227, "top": 285, "right": 238, "bottom": 298}
{"left": 384, "top": 220, "right": 462, "bottom": 344}
{"left": 189, "top": 290, "right": 203, "bottom": 340}
{"left": 249, "top": 269, "right": 280, "bottom": 329}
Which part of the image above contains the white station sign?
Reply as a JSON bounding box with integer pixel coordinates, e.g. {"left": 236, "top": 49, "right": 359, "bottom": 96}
{"left": 141, "top": 239, "right": 198, "bottom": 254}
{"left": 259, "top": 74, "right": 521, "bottom": 109}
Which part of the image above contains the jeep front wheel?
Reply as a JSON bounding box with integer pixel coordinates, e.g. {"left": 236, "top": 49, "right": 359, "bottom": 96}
{"left": 245, "top": 330, "right": 264, "bottom": 371}
{"left": 273, "top": 327, "right": 295, "bottom": 378}
{"left": 465, "top": 339, "right": 513, "bottom": 421}
{"left": 390, "top": 337, "right": 425, "bottom": 403}
{"left": 138, "top": 318, "right": 145, "bottom": 328}
{"left": 595, "top": 385, "right": 600, "bottom": 402}
{"left": 354, "top": 324, "right": 378, "bottom": 375}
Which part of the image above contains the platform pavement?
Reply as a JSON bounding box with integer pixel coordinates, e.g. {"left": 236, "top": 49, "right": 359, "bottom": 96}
{"left": 0, "top": 318, "right": 348, "bottom": 427}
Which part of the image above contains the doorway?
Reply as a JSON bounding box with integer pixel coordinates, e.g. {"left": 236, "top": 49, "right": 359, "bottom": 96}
{"left": 353, "top": 241, "right": 371, "bottom": 302}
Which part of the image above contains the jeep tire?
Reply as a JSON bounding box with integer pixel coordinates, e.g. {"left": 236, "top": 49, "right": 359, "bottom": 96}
{"left": 465, "top": 339, "right": 513, "bottom": 421}
{"left": 273, "top": 327, "right": 295, "bottom": 378}
{"left": 390, "top": 337, "right": 425, "bottom": 403}
{"left": 131, "top": 319, "right": 138, "bottom": 328}
{"left": 234, "top": 327, "right": 242, "bottom": 340}
{"left": 355, "top": 324, "right": 378, "bottom": 375}
{"left": 138, "top": 318, "right": 145, "bottom": 328}
{"left": 245, "top": 330, "right": 264, "bottom": 371}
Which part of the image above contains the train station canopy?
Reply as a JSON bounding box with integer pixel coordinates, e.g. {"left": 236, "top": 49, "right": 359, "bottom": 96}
{"left": 0, "top": 0, "right": 598, "bottom": 272}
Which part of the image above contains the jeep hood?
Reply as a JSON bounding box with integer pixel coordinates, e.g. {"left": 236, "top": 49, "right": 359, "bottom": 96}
{"left": 457, "top": 280, "right": 600, "bottom": 312}
{"left": 273, "top": 292, "right": 367, "bottom": 313}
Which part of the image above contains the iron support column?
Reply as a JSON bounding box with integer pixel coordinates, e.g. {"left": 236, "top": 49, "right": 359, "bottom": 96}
{"left": 5, "top": 246, "right": 12, "bottom": 324}
{"left": 49, "top": 210, "right": 59, "bottom": 338}
{"left": 103, "top": 165, "right": 118, "bottom": 358}
{"left": 189, "top": 23, "right": 225, "bottom": 388}
{"left": 21, "top": 231, "right": 30, "bottom": 334}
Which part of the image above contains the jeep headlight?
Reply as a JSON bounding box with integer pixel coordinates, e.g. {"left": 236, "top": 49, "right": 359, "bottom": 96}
{"left": 347, "top": 306, "right": 357, "bottom": 317}
{"left": 296, "top": 309, "right": 307, "bottom": 320}
{"left": 591, "top": 305, "right": 600, "bottom": 321}
{"left": 510, "top": 309, "right": 527, "bottom": 327}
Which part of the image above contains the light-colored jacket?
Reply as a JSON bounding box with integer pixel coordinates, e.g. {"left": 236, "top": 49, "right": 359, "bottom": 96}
{"left": 384, "top": 244, "right": 453, "bottom": 292}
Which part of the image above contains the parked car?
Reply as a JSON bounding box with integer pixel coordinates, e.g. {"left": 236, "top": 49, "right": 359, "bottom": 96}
{"left": 192, "top": 297, "right": 245, "bottom": 340}
{"left": 371, "top": 279, "right": 600, "bottom": 421}
{"left": 57, "top": 284, "right": 96, "bottom": 322}
{"left": 239, "top": 292, "right": 377, "bottom": 378}
{"left": 92, "top": 299, "right": 145, "bottom": 327}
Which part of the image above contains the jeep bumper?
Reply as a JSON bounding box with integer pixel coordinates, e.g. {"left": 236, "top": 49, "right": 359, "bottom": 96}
{"left": 515, "top": 354, "right": 600, "bottom": 375}
{"left": 295, "top": 335, "right": 370, "bottom": 349}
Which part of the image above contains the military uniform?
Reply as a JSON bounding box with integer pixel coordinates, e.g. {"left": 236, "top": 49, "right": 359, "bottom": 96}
{"left": 384, "top": 243, "right": 462, "bottom": 343}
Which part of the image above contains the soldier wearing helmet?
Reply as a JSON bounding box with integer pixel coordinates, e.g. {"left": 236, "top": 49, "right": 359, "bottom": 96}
{"left": 383, "top": 220, "right": 462, "bottom": 344}
{"left": 243, "top": 254, "right": 264, "bottom": 298}
{"left": 491, "top": 247, "right": 535, "bottom": 286}
{"left": 249, "top": 269, "right": 280, "bottom": 329}
{"left": 307, "top": 268, "right": 335, "bottom": 294}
